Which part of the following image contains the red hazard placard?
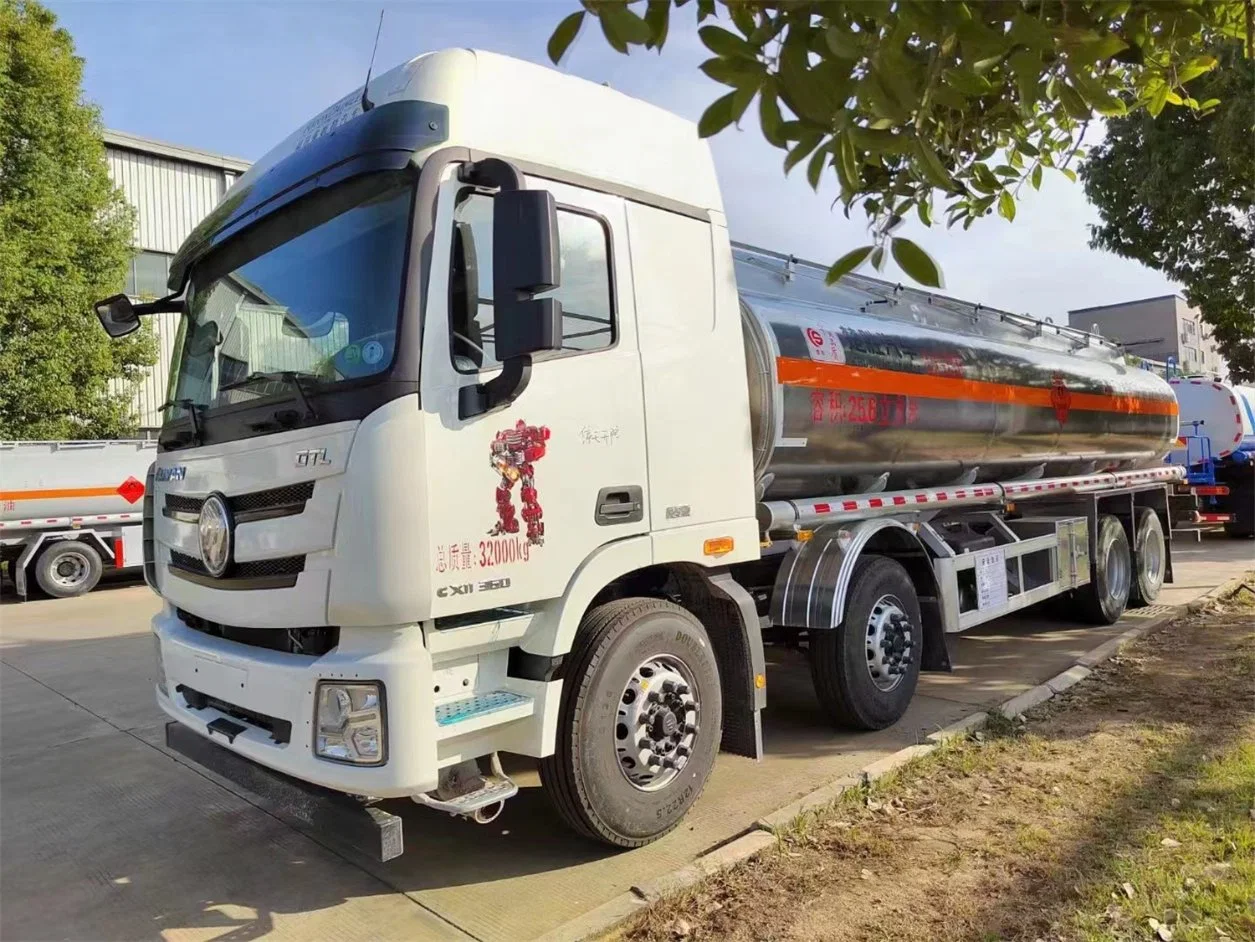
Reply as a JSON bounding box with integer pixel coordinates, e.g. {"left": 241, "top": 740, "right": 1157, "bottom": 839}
{"left": 116, "top": 476, "right": 145, "bottom": 504}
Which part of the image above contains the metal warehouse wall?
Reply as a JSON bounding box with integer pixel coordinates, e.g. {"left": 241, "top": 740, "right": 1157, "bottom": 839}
{"left": 106, "top": 148, "right": 236, "bottom": 254}
{"left": 103, "top": 134, "right": 251, "bottom": 431}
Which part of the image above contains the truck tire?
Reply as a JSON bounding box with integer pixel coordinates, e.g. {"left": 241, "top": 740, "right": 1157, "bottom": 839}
{"left": 34, "top": 540, "right": 103, "bottom": 598}
{"left": 539, "top": 597, "right": 722, "bottom": 847}
{"left": 1075, "top": 515, "right": 1131, "bottom": 625}
{"left": 1222, "top": 480, "right": 1254, "bottom": 538}
{"left": 1129, "top": 508, "right": 1166, "bottom": 608}
{"left": 808, "top": 555, "right": 922, "bottom": 731}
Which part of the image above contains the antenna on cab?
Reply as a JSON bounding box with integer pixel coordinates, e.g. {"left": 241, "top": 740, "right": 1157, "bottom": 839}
{"left": 360, "top": 9, "right": 385, "bottom": 113}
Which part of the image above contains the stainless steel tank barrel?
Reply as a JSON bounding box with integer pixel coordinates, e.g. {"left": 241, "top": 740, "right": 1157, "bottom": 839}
{"left": 734, "top": 244, "right": 1178, "bottom": 501}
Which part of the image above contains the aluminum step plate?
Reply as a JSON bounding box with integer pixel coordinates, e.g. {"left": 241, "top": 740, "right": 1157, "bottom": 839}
{"left": 435, "top": 690, "right": 532, "bottom": 727}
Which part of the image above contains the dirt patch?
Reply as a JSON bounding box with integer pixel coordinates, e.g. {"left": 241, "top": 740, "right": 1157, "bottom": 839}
{"left": 611, "top": 581, "right": 1255, "bottom": 942}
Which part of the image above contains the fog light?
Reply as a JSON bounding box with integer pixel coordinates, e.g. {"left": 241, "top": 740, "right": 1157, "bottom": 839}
{"left": 314, "top": 682, "right": 385, "bottom": 765}
{"left": 152, "top": 633, "right": 168, "bottom": 697}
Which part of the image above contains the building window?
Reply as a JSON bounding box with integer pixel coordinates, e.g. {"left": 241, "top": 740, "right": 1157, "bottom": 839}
{"left": 125, "top": 250, "right": 173, "bottom": 300}
{"left": 448, "top": 191, "right": 615, "bottom": 372}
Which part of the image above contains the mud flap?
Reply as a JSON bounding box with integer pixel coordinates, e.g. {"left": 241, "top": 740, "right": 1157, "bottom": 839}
{"left": 164, "top": 721, "right": 404, "bottom": 861}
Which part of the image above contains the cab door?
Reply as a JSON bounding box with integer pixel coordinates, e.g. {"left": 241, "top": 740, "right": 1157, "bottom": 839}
{"left": 419, "top": 169, "right": 650, "bottom": 615}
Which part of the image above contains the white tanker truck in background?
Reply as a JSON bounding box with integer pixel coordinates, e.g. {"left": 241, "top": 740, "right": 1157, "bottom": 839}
{"left": 92, "top": 49, "right": 1184, "bottom": 857}
{"left": 1, "top": 440, "right": 153, "bottom": 598}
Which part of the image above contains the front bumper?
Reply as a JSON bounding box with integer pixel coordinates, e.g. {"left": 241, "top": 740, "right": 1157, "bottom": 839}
{"left": 154, "top": 606, "right": 438, "bottom": 798}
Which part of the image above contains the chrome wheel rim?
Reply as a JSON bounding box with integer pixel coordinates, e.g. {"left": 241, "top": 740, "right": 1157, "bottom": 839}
{"left": 50, "top": 550, "right": 90, "bottom": 589}
{"left": 1142, "top": 525, "right": 1164, "bottom": 587}
{"left": 865, "top": 594, "right": 913, "bottom": 692}
{"left": 615, "top": 655, "right": 699, "bottom": 791}
{"left": 1106, "top": 539, "right": 1131, "bottom": 603}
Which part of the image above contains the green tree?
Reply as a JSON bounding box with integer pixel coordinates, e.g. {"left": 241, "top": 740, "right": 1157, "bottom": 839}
{"left": 549, "top": 1, "right": 1251, "bottom": 287}
{"left": 1082, "top": 45, "right": 1254, "bottom": 382}
{"left": 0, "top": 0, "right": 155, "bottom": 439}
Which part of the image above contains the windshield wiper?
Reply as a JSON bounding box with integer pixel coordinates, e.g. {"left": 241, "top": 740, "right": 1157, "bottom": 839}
{"left": 220, "top": 370, "right": 320, "bottom": 421}
{"left": 160, "top": 398, "right": 206, "bottom": 447}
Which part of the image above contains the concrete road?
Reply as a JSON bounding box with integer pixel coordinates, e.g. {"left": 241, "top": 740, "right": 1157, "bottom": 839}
{"left": 2, "top": 535, "right": 1251, "bottom": 941}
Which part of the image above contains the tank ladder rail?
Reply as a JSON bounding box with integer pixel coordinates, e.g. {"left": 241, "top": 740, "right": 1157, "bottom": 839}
{"left": 760, "top": 465, "right": 1185, "bottom": 532}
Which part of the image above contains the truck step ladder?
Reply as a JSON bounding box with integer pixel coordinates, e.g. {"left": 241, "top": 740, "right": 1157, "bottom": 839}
{"left": 434, "top": 689, "right": 534, "bottom": 739}
{"left": 411, "top": 753, "right": 519, "bottom": 819}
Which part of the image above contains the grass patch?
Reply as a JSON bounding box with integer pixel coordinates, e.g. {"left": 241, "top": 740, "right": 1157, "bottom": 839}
{"left": 611, "top": 578, "right": 1255, "bottom": 942}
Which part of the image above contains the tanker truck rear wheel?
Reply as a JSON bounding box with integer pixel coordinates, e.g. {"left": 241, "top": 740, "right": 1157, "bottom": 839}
{"left": 809, "top": 556, "right": 922, "bottom": 731}
{"left": 539, "top": 598, "right": 722, "bottom": 847}
{"left": 1075, "top": 514, "right": 1131, "bottom": 625}
{"left": 34, "top": 540, "right": 103, "bottom": 599}
{"left": 1129, "top": 507, "right": 1166, "bottom": 608}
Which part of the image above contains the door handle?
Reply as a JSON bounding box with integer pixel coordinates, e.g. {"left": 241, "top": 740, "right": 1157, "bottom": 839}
{"left": 595, "top": 486, "right": 644, "bottom": 526}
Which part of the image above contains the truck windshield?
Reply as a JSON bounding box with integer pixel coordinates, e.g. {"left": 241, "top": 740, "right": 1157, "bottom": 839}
{"left": 166, "top": 173, "right": 413, "bottom": 418}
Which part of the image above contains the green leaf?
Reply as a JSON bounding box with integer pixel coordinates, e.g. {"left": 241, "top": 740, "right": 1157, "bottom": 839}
{"left": 1059, "top": 167, "right": 1077, "bottom": 183}
{"left": 806, "top": 144, "right": 830, "bottom": 190}
{"left": 643, "top": 0, "right": 669, "bottom": 50}
{"left": 697, "top": 90, "right": 739, "bottom": 138}
{"left": 998, "top": 190, "right": 1016, "bottom": 221}
{"left": 1009, "top": 50, "right": 1042, "bottom": 108}
{"left": 1177, "top": 55, "right": 1219, "bottom": 84}
{"left": 1068, "top": 35, "right": 1128, "bottom": 67}
{"left": 913, "top": 138, "right": 953, "bottom": 190}
{"left": 759, "top": 83, "right": 786, "bottom": 147}
{"left": 598, "top": 1, "right": 653, "bottom": 45}
{"left": 699, "top": 56, "right": 765, "bottom": 89}
{"left": 834, "top": 131, "right": 860, "bottom": 192}
{"left": 783, "top": 131, "right": 824, "bottom": 174}
{"left": 870, "top": 245, "right": 886, "bottom": 271}
{"left": 729, "top": 1, "right": 756, "bottom": 36}
{"left": 917, "top": 199, "right": 932, "bottom": 227}
{"left": 824, "top": 24, "right": 863, "bottom": 59}
{"left": 698, "top": 24, "right": 757, "bottom": 59}
{"left": 1058, "top": 81, "right": 1091, "bottom": 120}
{"left": 1070, "top": 70, "right": 1127, "bottom": 116}
{"left": 1198, "top": 97, "right": 1221, "bottom": 111}
{"left": 891, "top": 236, "right": 942, "bottom": 287}
{"left": 993, "top": 165, "right": 1019, "bottom": 178}
{"left": 1147, "top": 82, "right": 1170, "bottom": 117}
{"left": 547, "top": 11, "right": 585, "bottom": 64}
{"left": 1031, "top": 164, "right": 1042, "bottom": 190}
{"left": 825, "top": 245, "right": 873, "bottom": 284}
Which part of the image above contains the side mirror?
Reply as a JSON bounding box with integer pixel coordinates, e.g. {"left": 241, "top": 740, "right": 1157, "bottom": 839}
{"left": 492, "top": 189, "right": 563, "bottom": 361}
{"left": 95, "top": 294, "right": 141, "bottom": 338}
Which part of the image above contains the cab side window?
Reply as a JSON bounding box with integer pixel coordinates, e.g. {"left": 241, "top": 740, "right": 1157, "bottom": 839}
{"left": 449, "top": 191, "right": 615, "bottom": 372}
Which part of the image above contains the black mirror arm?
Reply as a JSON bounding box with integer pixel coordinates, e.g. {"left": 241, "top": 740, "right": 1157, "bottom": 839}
{"left": 458, "top": 357, "right": 532, "bottom": 420}
{"left": 458, "top": 158, "right": 524, "bottom": 193}
{"left": 132, "top": 292, "right": 187, "bottom": 317}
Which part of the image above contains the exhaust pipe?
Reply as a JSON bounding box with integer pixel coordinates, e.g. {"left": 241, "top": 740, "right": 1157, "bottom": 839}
{"left": 469, "top": 801, "right": 504, "bottom": 825}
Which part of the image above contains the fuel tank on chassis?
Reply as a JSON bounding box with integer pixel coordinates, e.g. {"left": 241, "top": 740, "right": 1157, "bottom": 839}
{"left": 735, "top": 245, "right": 1178, "bottom": 501}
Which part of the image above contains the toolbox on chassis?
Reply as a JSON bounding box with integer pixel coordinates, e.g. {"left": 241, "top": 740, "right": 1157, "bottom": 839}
{"left": 97, "top": 49, "right": 1182, "bottom": 858}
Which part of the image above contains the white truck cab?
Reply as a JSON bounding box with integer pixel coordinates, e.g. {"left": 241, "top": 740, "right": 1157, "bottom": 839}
{"left": 96, "top": 48, "right": 1181, "bottom": 856}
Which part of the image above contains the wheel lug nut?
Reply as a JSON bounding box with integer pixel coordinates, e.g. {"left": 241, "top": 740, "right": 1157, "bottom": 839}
{"left": 646, "top": 691, "right": 660, "bottom": 703}
{"left": 676, "top": 745, "right": 690, "bottom": 757}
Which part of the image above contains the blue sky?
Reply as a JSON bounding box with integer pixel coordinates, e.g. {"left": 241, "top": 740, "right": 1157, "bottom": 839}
{"left": 52, "top": 0, "right": 1179, "bottom": 325}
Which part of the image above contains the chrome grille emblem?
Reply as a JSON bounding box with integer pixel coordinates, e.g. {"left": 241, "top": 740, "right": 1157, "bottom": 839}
{"left": 197, "top": 493, "right": 233, "bottom": 578}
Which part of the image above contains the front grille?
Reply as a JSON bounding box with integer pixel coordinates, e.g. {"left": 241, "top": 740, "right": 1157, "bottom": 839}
{"left": 164, "top": 481, "right": 315, "bottom": 523}
{"left": 168, "top": 550, "right": 305, "bottom": 590}
{"left": 178, "top": 607, "right": 339, "bottom": 656}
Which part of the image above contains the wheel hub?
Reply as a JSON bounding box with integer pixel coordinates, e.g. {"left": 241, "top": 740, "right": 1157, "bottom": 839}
{"left": 615, "top": 656, "right": 699, "bottom": 791}
{"left": 866, "top": 594, "right": 913, "bottom": 692}
{"left": 51, "top": 551, "right": 89, "bottom": 588}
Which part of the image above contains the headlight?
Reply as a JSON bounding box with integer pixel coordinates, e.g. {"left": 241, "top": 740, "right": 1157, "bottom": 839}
{"left": 314, "top": 682, "right": 385, "bottom": 765}
{"left": 153, "top": 633, "right": 168, "bottom": 697}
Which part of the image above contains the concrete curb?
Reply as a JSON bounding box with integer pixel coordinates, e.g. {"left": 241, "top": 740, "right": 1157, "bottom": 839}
{"left": 542, "top": 575, "right": 1251, "bottom": 941}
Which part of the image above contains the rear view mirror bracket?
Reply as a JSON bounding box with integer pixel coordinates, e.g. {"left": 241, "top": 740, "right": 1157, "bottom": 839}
{"left": 456, "top": 158, "right": 563, "bottom": 420}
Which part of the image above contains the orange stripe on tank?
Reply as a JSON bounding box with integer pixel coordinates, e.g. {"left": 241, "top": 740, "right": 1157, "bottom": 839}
{"left": 775, "top": 358, "right": 1178, "bottom": 417}
{"left": 0, "top": 486, "right": 124, "bottom": 501}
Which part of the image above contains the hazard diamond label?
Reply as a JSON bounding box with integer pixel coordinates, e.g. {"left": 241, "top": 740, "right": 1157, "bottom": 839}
{"left": 116, "top": 476, "right": 145, "bottom": 504}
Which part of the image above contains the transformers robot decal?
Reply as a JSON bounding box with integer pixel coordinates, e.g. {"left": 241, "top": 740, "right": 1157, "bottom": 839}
{"left": 488, "top": 420, "right": 551, "bottom": 546}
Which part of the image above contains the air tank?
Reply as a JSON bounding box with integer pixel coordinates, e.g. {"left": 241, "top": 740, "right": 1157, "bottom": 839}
{"left": 0, "top": 441, "right": 155, "bottom": 522}
{"left": 734, "top": 244, "right": 1179, "bottom": 501}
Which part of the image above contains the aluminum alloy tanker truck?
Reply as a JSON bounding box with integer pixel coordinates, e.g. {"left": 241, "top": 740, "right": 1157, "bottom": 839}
{"left": 1167, "top": 377, "right": 1255, "bottom": 537}
{"left": 1, "top": 440, "right": 153, "bottom": 598}
{"left": 93, "top": 49, "right": 1183, "bottom": 857}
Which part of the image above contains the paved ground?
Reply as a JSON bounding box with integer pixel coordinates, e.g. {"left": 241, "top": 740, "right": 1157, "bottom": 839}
{"left": 1, "top": 535, "right": 1251, "bottom": 942}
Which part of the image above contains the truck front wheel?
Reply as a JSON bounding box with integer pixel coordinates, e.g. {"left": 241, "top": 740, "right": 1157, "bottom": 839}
{"left": 540, "top": 598, "right": 722, "bottom": 847}
{"left": 809, "top": 555, "right": 922, "bottom": 731}
{"left": 34, "top": 540, "right": 103, "bottom": 598}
